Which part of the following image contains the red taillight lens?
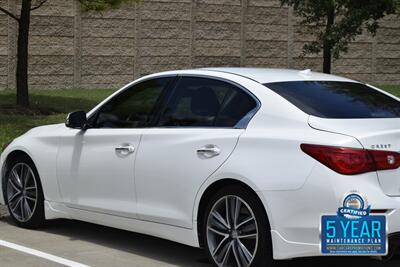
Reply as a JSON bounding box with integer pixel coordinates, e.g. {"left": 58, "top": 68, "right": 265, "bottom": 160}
{"left": 301, "top": 144, "right": 400, "bottom": 175}
{"left": 368, "top": 149, "right": 400, "bottom": 171}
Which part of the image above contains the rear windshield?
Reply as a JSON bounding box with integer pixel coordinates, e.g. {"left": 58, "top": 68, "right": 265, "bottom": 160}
{"left": 265, "top": 81, "right": 400, "bottom": 119}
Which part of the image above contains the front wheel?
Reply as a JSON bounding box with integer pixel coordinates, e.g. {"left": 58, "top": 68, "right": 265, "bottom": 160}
{"left": 203, "top": 185, "right": 274, "bottom": 267}
{"left": 5, "top": 155, "right": 45, "bottom": 228}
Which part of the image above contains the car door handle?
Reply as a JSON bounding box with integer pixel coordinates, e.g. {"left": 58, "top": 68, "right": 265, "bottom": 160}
{"left": 197, "top": 145, "right": 221, "bottom": 158}
{"left": 115, "top": 145, "right": 135, "bottom": 155}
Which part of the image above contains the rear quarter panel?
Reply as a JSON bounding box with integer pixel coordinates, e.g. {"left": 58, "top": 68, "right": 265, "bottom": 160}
{"left": 200, "top": 89, "right": 363, "bottom": 230}
{"left": 215, "top": 79, "right": 363, "bottom": 192}
{"left": 214, "top": 122, "right": 362, "bottom": 192}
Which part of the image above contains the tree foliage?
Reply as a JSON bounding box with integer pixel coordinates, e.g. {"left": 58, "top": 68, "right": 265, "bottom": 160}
{"left": 281, "top": 0, "right": 397, "bottom": 73}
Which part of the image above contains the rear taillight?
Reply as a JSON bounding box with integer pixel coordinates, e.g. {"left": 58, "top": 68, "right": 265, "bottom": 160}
{"left": 368, "top": 149, "right": 400, "bottom": 171}
{"left": 301, "top": 144, "right": 400, "bottom": 175}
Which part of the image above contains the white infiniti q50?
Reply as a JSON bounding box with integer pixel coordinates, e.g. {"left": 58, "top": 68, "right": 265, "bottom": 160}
{"left": 1, "top": 68, "right": 400, "bottom": 266}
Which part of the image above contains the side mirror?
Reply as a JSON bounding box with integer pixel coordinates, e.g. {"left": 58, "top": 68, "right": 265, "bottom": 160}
{"left": 66, "top": 111, "right": 87, "bottom": 129}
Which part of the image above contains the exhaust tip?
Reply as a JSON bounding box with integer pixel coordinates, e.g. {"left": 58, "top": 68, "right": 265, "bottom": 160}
{"left": 370, "top": 209, "right": 390, "bottom": 214}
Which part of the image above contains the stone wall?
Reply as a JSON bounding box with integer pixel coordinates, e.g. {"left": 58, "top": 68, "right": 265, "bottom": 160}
{"left": 1, "top": 0, "right": 400, "bottom": 90}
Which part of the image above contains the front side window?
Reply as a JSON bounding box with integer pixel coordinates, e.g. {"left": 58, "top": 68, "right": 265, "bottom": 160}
{"left": 265, "top": 81, "right": 400, "bottom": 119}
{"left": 92, "top": 77, "right": 173, "bottom": 128}
{"left": 157, "top": 77, "right": 257, "bottom": 127}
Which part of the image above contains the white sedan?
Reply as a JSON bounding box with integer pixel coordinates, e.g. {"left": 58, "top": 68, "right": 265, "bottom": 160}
{"left": 1, "top": 68, "right": 400, "bottom": 267}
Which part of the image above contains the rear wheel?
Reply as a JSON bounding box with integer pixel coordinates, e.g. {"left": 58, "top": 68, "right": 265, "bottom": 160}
{"left": 203, "top": 185, "right": 273, "bottom": 267}
{"left": 5, "top": 155, "right": 45, "bottom": 228}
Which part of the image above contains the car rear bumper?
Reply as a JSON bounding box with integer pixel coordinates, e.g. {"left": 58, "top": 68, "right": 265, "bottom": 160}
{"left": 262, "top": 163, "right": 400, "bottom": 260}
{"left": 270, "top": 209, "right": 400, "bottom": 260}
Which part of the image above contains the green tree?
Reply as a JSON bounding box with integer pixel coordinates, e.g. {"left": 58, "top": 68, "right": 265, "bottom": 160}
{"left": 281, "top": 0, "right": 397, "bottom": 74}
{"left": 0, "top": 0, "right": 137, "bottom": 108}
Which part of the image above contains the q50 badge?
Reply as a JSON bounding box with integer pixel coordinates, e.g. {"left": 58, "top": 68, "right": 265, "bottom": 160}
{"left": 321, "top": 191, "right": 387, "bottom": 255}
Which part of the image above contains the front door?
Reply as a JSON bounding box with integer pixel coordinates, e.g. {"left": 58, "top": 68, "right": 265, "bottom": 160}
{"left": 57, "top": 77, "right": 175, "bottom": 217}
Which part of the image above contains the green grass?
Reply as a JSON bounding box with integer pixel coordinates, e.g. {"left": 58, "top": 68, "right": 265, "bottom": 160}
{"left": 378, "top": 85, "right": 400, "bottom": 97}
{"left": 0, "top": 86, "right": 400, "bottom": 153}
{"left": 0, "top": 89, "right": 114, "bottom": 151}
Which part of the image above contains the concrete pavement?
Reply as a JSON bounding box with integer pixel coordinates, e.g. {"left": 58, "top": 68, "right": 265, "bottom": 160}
{"left": 0, "top": 204, "right": 399, "bottom": 267}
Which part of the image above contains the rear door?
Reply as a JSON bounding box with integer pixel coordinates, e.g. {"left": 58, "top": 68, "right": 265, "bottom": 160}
{"left": 57, "top": 77, "right": 175, "bottom": 217}
{"left": 134, "top": 76, "right": 259, "bottom": 228}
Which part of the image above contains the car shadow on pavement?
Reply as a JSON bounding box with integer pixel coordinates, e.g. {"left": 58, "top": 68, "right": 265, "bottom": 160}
{"left": 0, "top": 215, "right": 399, "bottom": 267}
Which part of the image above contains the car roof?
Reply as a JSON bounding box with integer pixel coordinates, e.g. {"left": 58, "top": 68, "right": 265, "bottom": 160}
{"left": 141, "top": 68, "right": 359, "bottom": 86}
{"left": 199, "top": 67, "right": 357, "bottom": 84}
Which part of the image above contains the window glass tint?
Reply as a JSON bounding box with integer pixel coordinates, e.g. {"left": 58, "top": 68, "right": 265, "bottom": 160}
{"left": 215, "top": 89, "right": 258, "bottom": 127}
{"left": 158, "top": 77, "right": 257, "bottom": 127}
{"left": 265, "top": 81, "right": 400, "bottom": 119}
{"left": 94, "top": 77, "right": 173, "bottom": 128}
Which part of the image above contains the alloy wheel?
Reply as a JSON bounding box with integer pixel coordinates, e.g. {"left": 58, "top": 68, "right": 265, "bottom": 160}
{"left": 6, "top": 163, "right": 38, "bottom": 223}
{"left": 207, "top": 195, "right": 259, "bottom": 267}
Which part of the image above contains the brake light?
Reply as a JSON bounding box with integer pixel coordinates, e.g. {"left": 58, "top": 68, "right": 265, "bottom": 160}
{"left": 368, "top": 149, "right": 400, "bottom": 171}
{"left": 301, "top": 144, "right": 400, "bottom": 175}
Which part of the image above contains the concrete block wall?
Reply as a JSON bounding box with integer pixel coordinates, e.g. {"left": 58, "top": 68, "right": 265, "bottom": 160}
{"left": 1, "top": 0, "right": 400, "bottom": 89}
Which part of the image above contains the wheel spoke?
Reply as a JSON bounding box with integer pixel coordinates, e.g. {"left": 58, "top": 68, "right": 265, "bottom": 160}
{"left": 208, "top": 226, "right": 229, "bottom": 237}
{"left": 20, "top": 197, "right": 25, "bottom": 219}
{"left": 238, "top": 233, "right": 257, "bottom": 239}
{"left": 237, "top": 240, "right": 253, "bottom": 264}
{"left": 234, "top": 197, "right": 241, "bottom": 229}
{"left": 23, "top": 198, "right": 32, "bottom": 218}
{"left": 240, "top": 220, "right": 257, "bottom": 236}
{"left": 25, "top": 195, "right": 36, "bottom": 202}
{"left": 232, "top": 241, "right": 243, "bottom": 267}
{"left": 7, "top": 190, "right": 21, "bottom": 203}
{"left": 24, "top": 169, "right": 32, "bottom": 188}
{"left": 10, "top": 169, "right": 22, "bottom": 189}
{"left": 211, "top": 210, "right": 230, "bottom": 230}
{"left": 236, "top": 241, "right": 250, "bottom": 266}
{"left": 220, "top": 240, "right": 233, "bottom": 266}
{"left": 225, "top": 197, "right": 231, "bottom": 229}
{"left": 212, "top": 235, "right": 230, "bottom": 256}
{"left": 8, "top": 193, "right": 21, "bottom": 210}
{"left": 25, "top": 186, "right": 37, "bottom": 191}
{"left": 236, "top": 216, "right": 254, "bottom": 230}
{"left": 8, "top": 179, "right": 21, "bottom": 194}
{"left": 10, "top": 197, "right": 22, "bottom": 212}
{"left": 19, "top": 164, "right": 26, "bottom": 187}
{"left": 26, "top": 186, "right": 38, "bottom": 199}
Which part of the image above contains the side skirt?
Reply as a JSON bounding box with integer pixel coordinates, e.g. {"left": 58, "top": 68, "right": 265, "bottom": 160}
{"left": 44, "top": 201, "right": 200, "bottom": 248}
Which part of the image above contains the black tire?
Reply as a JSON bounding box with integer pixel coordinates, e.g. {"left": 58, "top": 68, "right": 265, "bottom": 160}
{"left": 5, "top": 154, "right": 45, "bottom": 229}
{"left": 203, "top": 184, "right": 274, "bottom": 267}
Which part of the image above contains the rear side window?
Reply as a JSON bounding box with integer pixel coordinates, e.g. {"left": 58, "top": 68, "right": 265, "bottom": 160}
{"left": 157, "top": 77, "right": 257, "bottom": 127}
{"left": 265, "top": 81, "right": 400, "bottom": 119}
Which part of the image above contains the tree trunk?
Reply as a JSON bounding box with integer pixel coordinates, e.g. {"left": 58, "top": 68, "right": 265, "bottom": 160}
{"left": 323, "top": 5, "right": 335, "bottom": 74}
{"left": 323, "top": 42, "right": 332, "bottom": 74}
{"left": 16, "top": 0, "right": 32, "bottom": 107}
